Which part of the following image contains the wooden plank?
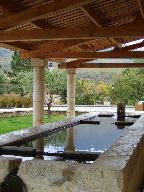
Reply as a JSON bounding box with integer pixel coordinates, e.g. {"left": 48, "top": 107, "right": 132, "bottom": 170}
{"left": 0, "top": 18, "right": 143, "bottom": 42}
{"left": 21, "top": 40, "right": 95, "bottom": 58}
{"left": 0, "top": 113, "right": 97, "bottom": 147}
{"left": 24, "top": 51, "right": 144, "bottom": 59}
{"left": 59, "top": 62, "right": 144, "bottom": 69}
{"left": 0, "top": 42, "right": 30, "bottom": 51}
{"left": 0, "top": 0, "right": 86, "bottom": 30}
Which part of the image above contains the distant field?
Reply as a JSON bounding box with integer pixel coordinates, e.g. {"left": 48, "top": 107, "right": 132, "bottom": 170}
{"left": 0, "top": 114, "right": 65, "bottom": 134}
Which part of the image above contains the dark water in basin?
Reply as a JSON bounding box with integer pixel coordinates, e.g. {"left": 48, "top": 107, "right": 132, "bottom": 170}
{"left": 3, "top": 116, "right": 137, "bottom": 161}
{"left": 43, "top": 116, "right": 137, "bottom": 155}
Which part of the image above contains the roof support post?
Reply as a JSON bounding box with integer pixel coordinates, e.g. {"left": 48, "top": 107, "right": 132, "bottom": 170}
{"left": 65, "top": 68, "right": 77, "bottom": 152}
{"left": 32, "top": 58, "right": 45, "bottom": 156}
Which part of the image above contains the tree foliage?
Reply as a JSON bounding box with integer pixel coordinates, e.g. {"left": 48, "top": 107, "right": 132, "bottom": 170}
{"left": 45, "top": 69, "right": 67, "bottom": 101}
{"left": 45, "top": 69, "right": 67, "bottom": 115}
{"left": 76, "top": 80, "right": 98, "bottom": 105}
{"left": 11, "top": 51, "right": 32, "bottom": 76}
{"left": 10, "top": 71, "right": 33, "bottom": 96}
{"left": 96, "top": 81, "right": 110, "bottom": 103}
{"left": 0, "top": 71, "right": 8, "bottom": 95}
{"left": 110, "top": 68, "right": 144, "bottom": 105}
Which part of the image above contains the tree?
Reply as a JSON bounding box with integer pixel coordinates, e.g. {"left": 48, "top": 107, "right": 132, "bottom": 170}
{"left": 0, "top": 71, "right": 8, "bottom": 95}
{"left": 11, "top": 51, "right": 32, "bottom": 76}
{"left": 45, "top": 69, "right": 67, "bottom": 115}
{"left": 10, "top": 71, "right": 33, "bottom": 96}
{"left": 96, "top": 81, "right": 110, "bottom": 104}
{"left": 8, "top": 51, "right": 33, "bottom": 96}
{"left": 110, "top": 69, "right": 144, "bottom": 105}
{"left": 76, "top": 80, "right": 99, "bottom": 105}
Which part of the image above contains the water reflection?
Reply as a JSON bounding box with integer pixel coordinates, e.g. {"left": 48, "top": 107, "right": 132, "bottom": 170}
{"left": 3, "top": 116, "right": 137, "bottom": 161}
{"left": 43, "top": 116, "right": 137, "bottom": 153}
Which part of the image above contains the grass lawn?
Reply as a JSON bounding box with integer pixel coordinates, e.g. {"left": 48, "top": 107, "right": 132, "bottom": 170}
{"left": 0, "top": 114, "right": 65, "bottom": 135}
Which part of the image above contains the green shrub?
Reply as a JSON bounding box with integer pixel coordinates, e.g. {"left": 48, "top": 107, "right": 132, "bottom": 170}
{"left": 22, "top": 96, "right": 32, "bottom": 108}
{"left": 0, "top": 94, "right": 32, "bottom": 108}
{"left": 0, "top": 95, "right": 7, "bottom": 107}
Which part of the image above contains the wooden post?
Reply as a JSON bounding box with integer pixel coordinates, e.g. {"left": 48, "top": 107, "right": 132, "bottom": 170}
{"left": 32, "top": 58, "right": 45, "bottom": 153}
{"left": 117, "top": 103, "right": 125, "bottom": 119}
{"left": 65, "top": 68, "right": 76, "bottom": 151}
{"left": 117, "top": 103, "right": 125, "bottom": 128}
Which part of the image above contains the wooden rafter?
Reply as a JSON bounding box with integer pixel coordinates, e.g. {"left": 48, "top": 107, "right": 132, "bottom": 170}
{"left": 0, "top": 18, "right": 143, "bottom": 42}
{"left": 0, "top": 0, "right": 19, "bottom": 13}
{"left": 21, "top": 38, "right": 144, "bottom": 59}
{"left": 0, "top": 0, "right": 90, "bottom": 30}
{"left": 60, "top": 59, "right": 91, "bottom": 66}
{"left": 21, "top": 39, "right": 95, "bottom": 58}
{"left": 0, "top": 0, "right": 43, "bottom": 31}
{"left": 0, "top": 42, "right": 31, "bottom": 52}
{"left": 59, "top": 62, "right": 144, "bottom": 69}
{"left": 58, "top": 40, "right": 144, "bottom": 67}
{"left": 0, "top": 1, "right": 96, "bottom": 53}
{"left": 113, "top": 40, "right": 144, "bottom": 52}
{"left": 0, "top": 2, "right": 96, "bottom": 53}
{"left": 81, "top": 5, "right": 122, "bottom": 48}
{"left": 80, "top": 6, "right": 101, "bottom": 27}
{"left": 108, "top": 38, "right": 122, "bottom": 48}
{"left": 21, "top": 51, "right": 144, "bottom": 59}
{"left": 137, "top": 0, "right": 144, "bottom": 18}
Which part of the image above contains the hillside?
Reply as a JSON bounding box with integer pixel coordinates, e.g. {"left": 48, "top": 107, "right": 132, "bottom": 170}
{"left": 0, "top": 48, "right": 13, "bottom": 72}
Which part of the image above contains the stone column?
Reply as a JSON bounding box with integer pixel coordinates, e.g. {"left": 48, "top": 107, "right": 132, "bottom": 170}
{"left": 65, "top": 68, "right": 76, "bottom": 151}
{"left": 32, "top": 58, "right": 45, "bottom": 152}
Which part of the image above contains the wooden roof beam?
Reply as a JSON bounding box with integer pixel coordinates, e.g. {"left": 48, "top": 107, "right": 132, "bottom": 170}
{"left": 0, "top": 42, "right": 32, "bottom": 52}
{"left": 80, "top": 6, "right": 101, "bottom": 27}
{"left": 21, "top": 39, "right": 144, "bottom": 59}
{"left": 59, "top": 62, "right": 144, "bottom": 69}
{"left": 0, "top": 18, "right": 143, "bottom": 42}
{"left": 0, "top": 0, "right": 44, "bottom": 31}
{"left": 0, "top": 1, "right": 19, "bottom": 13}
{"left": 21, "top": 51, "right": 144, "bottom": 59}
{"left": 0, "top": 0, "right": 91, "bottom": 30}
{"left": 21, "top": 39, "right": 95, "bottom": 58}
{"left": 137, "top": 0, "right": 144, "bottom": 18}
{"left": 57, "top": 40, "right": 144, "bottom": 68}
{"left": 113, "top": 40, "right": 144, "bottom": 52}
{"left": 81, "top": 5, "right": 122, "bottom": 48}
{"left": 109, "top": 38, "right": 122, "bottom": 48}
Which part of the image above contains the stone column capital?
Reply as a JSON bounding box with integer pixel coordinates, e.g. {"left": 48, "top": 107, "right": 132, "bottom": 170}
{"left": 31, "top": 58, "right": 48, "bottom": 67}
{"left": 66, "top": 68, "right": 76, "bottom": 74}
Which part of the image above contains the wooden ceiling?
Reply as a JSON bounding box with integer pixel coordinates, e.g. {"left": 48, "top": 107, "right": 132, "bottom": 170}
{"left": 0, "top": 0, "right": 144, "bottom": 67}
